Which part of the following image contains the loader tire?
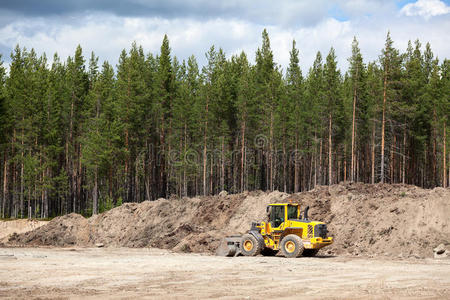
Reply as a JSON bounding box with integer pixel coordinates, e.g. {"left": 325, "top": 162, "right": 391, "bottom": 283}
{"left": 302, "top": 249, "right": 319, "bottom": 257}
{"left": 240, "top": 234, "right": 262, "bottom": 256}
{"left": 280, "top": 234, "right": 304, "bottom": 258}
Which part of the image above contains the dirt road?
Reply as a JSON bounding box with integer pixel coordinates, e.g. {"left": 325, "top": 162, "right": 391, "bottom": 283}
{"left": 1, "top": 248, "right": 449, "bottom": 299}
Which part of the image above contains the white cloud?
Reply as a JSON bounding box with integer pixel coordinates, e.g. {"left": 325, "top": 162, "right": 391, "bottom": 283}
{"left": 400, "top": 0, "right": 450, "bottom": 20}
{"left": 0, "top": 2, "right": 449, "bottom": 75}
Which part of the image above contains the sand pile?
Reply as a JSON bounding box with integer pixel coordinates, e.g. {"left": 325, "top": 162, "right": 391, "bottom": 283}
{"left": 7, "top": 183, "right": 450, "bottom": 258}
{"left": 289, "top": 183, "right": 450, "bottom": 258}
{"left": 8, "top": 190, "right": 289, "bottom": 253}
{"left": 0, "top": 219, "right": 48, "bottom": 243}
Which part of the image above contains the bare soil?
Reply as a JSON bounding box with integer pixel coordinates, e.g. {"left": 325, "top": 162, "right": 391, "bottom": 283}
{"left": 7, "top": 183, "right": 450, "bottom": 259}
{"left": 0, "top": 219, "right": 47, "bottom": 243}
{"left": 0, "top": 247, "right": 449, "bottom": 299}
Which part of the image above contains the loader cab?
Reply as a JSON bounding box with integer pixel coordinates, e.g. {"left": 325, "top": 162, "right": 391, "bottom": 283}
{"left": 270, "top": 205, "right": 284, "bottom": 228}
{"left": 268, "top": 203, "right": 300, "bottom": 228}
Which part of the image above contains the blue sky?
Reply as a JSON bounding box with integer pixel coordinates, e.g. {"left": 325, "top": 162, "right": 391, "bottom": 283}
{"left": 0, "top": 0, "right": 449, "bottom": 72}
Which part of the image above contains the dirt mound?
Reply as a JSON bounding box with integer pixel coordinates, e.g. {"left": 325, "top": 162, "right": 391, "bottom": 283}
{"left": 290, "top": 183, "right": 450, "bottom": 258}
{"left": 8, "top": 183, "right": 450, "bottom": 258}
{"left": 0, "top": 219, "right": 48, "bottom": 243}
{"left": 8, "top": 191, "right": 290, "bottom": 253}
{"left": 9, "top": 213, "right": 89, "bottom": 246}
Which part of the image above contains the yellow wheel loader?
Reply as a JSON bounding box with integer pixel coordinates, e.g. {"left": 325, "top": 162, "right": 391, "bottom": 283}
{"left": 224, "top": 203, "right": 333, "bottom": 258}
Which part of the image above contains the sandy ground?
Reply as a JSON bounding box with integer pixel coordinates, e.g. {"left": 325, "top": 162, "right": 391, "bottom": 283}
{"left": 0, "top": 248, "right": 449, "bottom": 299}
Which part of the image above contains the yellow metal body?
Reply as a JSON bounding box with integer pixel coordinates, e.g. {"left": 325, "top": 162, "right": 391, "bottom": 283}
{"left": 256, "top": 203, "right": 333, "bottom": 251}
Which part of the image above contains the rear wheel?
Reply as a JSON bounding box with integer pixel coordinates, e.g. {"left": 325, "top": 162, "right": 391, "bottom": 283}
{"left": 240, "top": 234, "right": 262, "bottom": 256}
{"left": 302, "top": 249, "right": 319, "bottom": 257}
{"left": 280, "top": 234, "right": 304, "bottom": 258}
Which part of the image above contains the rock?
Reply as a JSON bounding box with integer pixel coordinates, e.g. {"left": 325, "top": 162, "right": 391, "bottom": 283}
{"left": 433, "top": 244, "right": 446, "bottom": 255}
{"left": 433, "top": 244, "right": 449, "bottom": 259}
{"left": 219, "top": 190, "right": 228, "bottom": 197}
{"left": 434, "top": 250, "right": 449, "bottom": 259}
{"left": 95, "top": 243, "right": 104, "bottom": 248}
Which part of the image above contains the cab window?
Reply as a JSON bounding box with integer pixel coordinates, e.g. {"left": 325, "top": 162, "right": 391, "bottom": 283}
{"left": 287, "top": 205, "right": 298, "bottom": 220}
{"left": 270, "top": 206, "right": 284, "bottom": 228}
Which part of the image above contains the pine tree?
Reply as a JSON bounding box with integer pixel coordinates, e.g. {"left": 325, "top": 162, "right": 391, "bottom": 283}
{"left": 83, "top": 52, "right": 101, "bottom": 214}
{"left": 348, "top": 37, "right": 365, "bottom": 182}
{"left": 324, "top": 48, "right": 341, "bottom": 185}
{"left": 440, "top": 59, "right": 450, "bottom": 187}
{"left": 379, "top": 32, "right": 402, "bottom": 183}
{"left": 172, "top": 56, "right": 200, "bottom": 196}
{"left": 65, "top": 45, "right": 88, "bottom": 212}
{"left": 155, "top": 35, "right": 174, "bottom": 197}
{"left": 365, "top": 62, "right": 383, "bottom": 184}
{"left": 254, "top": 29, "right": 280, "bottom": 190}
{"left": 285, "top": 40, "right": 304, "bottom": 192}
{"left": 0, "top": 54, "right": 6, "bottom": 218}
{"left": 44, "top": 53, "right": 68, "bottom": 216}
{"left": 306, "top": 51, "right": 325, "bottom": 186}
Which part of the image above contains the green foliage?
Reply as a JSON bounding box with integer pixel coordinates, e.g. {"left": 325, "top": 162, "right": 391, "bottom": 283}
{"left": 0, "top": 31, "right": 448, "bottom": 219}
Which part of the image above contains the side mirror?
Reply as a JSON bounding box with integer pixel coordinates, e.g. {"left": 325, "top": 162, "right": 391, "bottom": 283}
{"left": 304, "top": 206, "right": 310, "bottom": 220}
{"left": 266, "top": 206, "right": 272, "bottom": 217}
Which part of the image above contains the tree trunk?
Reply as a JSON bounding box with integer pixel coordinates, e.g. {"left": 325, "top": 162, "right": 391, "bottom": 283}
{"left": 203, "top": 96, "right": 209, "bottom": 196}
{"left": 433, "top": 109, "right": 437, "bottom": 187}
{"left": 44, "top": 167, "right": 49, "bottom": 218}
{"left": 145, "top": 140, "right": 152, "bottom": 200}
{"left": 282, "top": 134, "right": 286, "bottom": 192}
{"left": 135, "top": 157, "right": 140, "bottom": 202}
{"left": 209, "top": 152, "right": 213, "bottom": 195}
{"left": 240, "top": 120, "right": 245, "bottom": 192}
{"left": 270, "top": 110, "right": 274, "bottom": 191}
{"left": 380, "top": 71, "right": 387, "bottom": 183}
{"left": 390, "top": 134, "right": 395, "bottom": 183}
{"left": 351, "top": 75, "right": 357, "bottom": 182}
{"left": 294, "top": 133, "right": 299, "bottom": 192}
{"left": 2, "top": 152, "right": 7, "bottom": 218}
{"left": 183, "top": 123, "right": 187, "bottom": 197}
{"left": 12, "top": 129, "right": 16, "bottom": 218}
{"left": 221, "top": 136, "right": 225, "bottom": 191}
{"left": 402, "top": 126, "right": 406, "bottom": 184}
{"left": 69, "top": 95, "right": 75, "bottom": 211}
{"left": 166, "top": 118, "right": 172, "bottom": 196}
{"left": 371, "top": 120, "right": 376, "bottom": 184}
{"left": 344, "top": 145, "right": 347, "bottom": 182}
{"left": 328, "top": 113, "right": 333, "bottom": 185}
{"left": 443, "top": 121, "right": 447, "bottom": 188}
{"left": 20, "top": 124, "right": 24, "bottom": 218}
{"left": 314, "top": 141, "right": 317, "bottom": 188}
{"left": 93, "top": 166, "right": 98, "bottom": 215}
{"left": 309, "top": 149, "right": 313, "bottom": 190}
{"left": 77, "top": 143, "right": 82, "bottom": 211}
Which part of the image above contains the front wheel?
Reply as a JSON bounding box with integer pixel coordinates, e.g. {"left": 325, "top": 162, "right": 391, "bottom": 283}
{"left": 240, "top": 234, "right": 262, "bottom": 256}
{"left": 280, "top": 234, "right": 304, "bottom": 258}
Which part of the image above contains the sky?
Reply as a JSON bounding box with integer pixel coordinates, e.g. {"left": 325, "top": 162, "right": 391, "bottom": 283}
{"left": 0, "top": 0, "right": 449, "bottom": 73}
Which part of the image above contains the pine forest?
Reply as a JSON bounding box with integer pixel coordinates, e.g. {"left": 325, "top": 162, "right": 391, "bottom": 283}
{"left": 0, "top": 30, "right": 448, "bottom": 218}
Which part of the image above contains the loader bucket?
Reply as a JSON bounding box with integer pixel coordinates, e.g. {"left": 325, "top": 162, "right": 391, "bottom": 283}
{"left": 215, "top": 236, "right": 242, "bottom": 257}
